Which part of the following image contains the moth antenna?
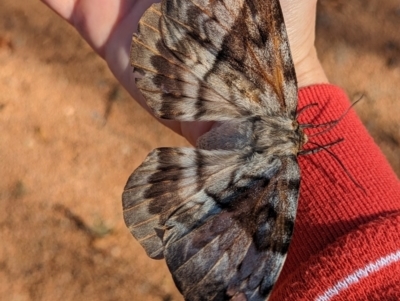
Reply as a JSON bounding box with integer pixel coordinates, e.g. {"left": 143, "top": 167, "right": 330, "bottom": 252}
{"left": 302, "top": 96, "right": 364, "bottom": 137}
{"left": 299, "top": 100, "right": 338, "bottom": 130}
{"left": 296, "top": 102, "right": 319, "bottom": 118}
{"left": 300, "top": 120, "right": 337, "bottom": 130}
{"left": 301, "top": 140, "right": 365, "bottom": 191}
{"left": 299, "top": 138, "right": 344, "bottom": 155}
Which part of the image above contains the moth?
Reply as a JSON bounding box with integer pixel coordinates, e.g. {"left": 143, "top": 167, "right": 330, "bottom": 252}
{"left": 123, "top": 0, "right": 306, "bottom": 300}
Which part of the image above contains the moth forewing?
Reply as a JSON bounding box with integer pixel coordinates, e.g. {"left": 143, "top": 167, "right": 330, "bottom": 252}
{"left": 124, "top": 0, "right": 301, "bottom": 300}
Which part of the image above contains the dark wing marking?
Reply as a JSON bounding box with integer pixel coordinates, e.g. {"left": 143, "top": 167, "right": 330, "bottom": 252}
{"left": 131, "top": 0, "right": 298, "bottom": 121}
{"left": 122, "top": 147, "right": 299, "bottom": 300}
{"left": 128, "top": 0, "right": 301, "bottom": 299}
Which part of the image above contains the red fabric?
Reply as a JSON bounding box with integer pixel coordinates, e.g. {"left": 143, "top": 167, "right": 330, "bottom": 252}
{"left": 271, "top": 84, "right": 400, "bottom": 300}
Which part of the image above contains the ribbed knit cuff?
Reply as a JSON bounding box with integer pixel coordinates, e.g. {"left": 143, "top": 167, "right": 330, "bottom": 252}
{"left": 274, "top": 213, "right": 400, "bottom": 300}
{"left": 271, "top": 84, "right": 400, "bottom": 300}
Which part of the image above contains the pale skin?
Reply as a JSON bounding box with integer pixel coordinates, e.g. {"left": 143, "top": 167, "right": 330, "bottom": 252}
{"left": 41, "top": 0, "right": 328, "bottom": 145}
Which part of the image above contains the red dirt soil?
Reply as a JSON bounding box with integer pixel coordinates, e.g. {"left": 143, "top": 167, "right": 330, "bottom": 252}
{"left": 1, "top": 1, "right": 399, "bottom": 300}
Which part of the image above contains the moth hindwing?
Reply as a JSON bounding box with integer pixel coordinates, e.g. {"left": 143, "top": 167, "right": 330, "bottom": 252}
{"left": 124, "top": 0, "right": 305, "bottom": 300}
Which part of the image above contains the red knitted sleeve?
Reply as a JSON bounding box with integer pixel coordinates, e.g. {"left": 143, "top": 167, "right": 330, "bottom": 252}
{"left": 271, "top": 84, "right": 400, "bottom": 300}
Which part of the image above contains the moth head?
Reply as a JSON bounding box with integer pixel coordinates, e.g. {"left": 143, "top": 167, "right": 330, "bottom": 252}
{"left": 292, "top": 120, "right": 308, "bottom": 152}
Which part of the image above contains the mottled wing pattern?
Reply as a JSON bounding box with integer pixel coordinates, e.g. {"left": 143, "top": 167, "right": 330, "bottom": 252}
{"left": 123, "top": 147, "right": 299, "bottom": 300}
{"left": 126, "top": 0, "right": 301, "bottom": 300}
{"left": 131, "top": 0, "right": 297, "bottom": 121}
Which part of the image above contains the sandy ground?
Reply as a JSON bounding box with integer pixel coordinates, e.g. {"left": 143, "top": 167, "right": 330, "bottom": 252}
{"left": 0, "top": 0, "right": 399, "bottom": 300}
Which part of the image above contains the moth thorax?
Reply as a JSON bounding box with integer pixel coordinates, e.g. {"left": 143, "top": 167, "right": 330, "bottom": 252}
{"left": 255, "top": 116, "right": 304, "bottom": 155}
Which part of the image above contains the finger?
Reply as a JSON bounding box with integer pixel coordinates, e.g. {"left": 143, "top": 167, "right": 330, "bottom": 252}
{"left": 41, "top": 0, "right": 75, "bottom": 20}
{"left": 41, "top": 0, "right": 137, "bottom": 56}
{"left": 181, "top": 122, "right": 215, "bottom": 146}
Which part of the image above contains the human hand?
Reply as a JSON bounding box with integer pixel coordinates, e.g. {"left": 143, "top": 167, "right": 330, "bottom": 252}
{"left": 41, "top": 0, "right": 328, "bottom": 145}
{"left": 281, "top": 0, "right": 328, "bottom": 88}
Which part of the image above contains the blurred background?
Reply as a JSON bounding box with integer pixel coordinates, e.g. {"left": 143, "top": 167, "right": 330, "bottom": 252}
{"left": 0, "top": 0, "right": 399, "bottom": 300}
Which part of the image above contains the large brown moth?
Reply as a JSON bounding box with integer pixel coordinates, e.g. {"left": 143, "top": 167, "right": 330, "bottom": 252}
{"left": 123, "top": 0, "right": 306, "bottom": 300}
